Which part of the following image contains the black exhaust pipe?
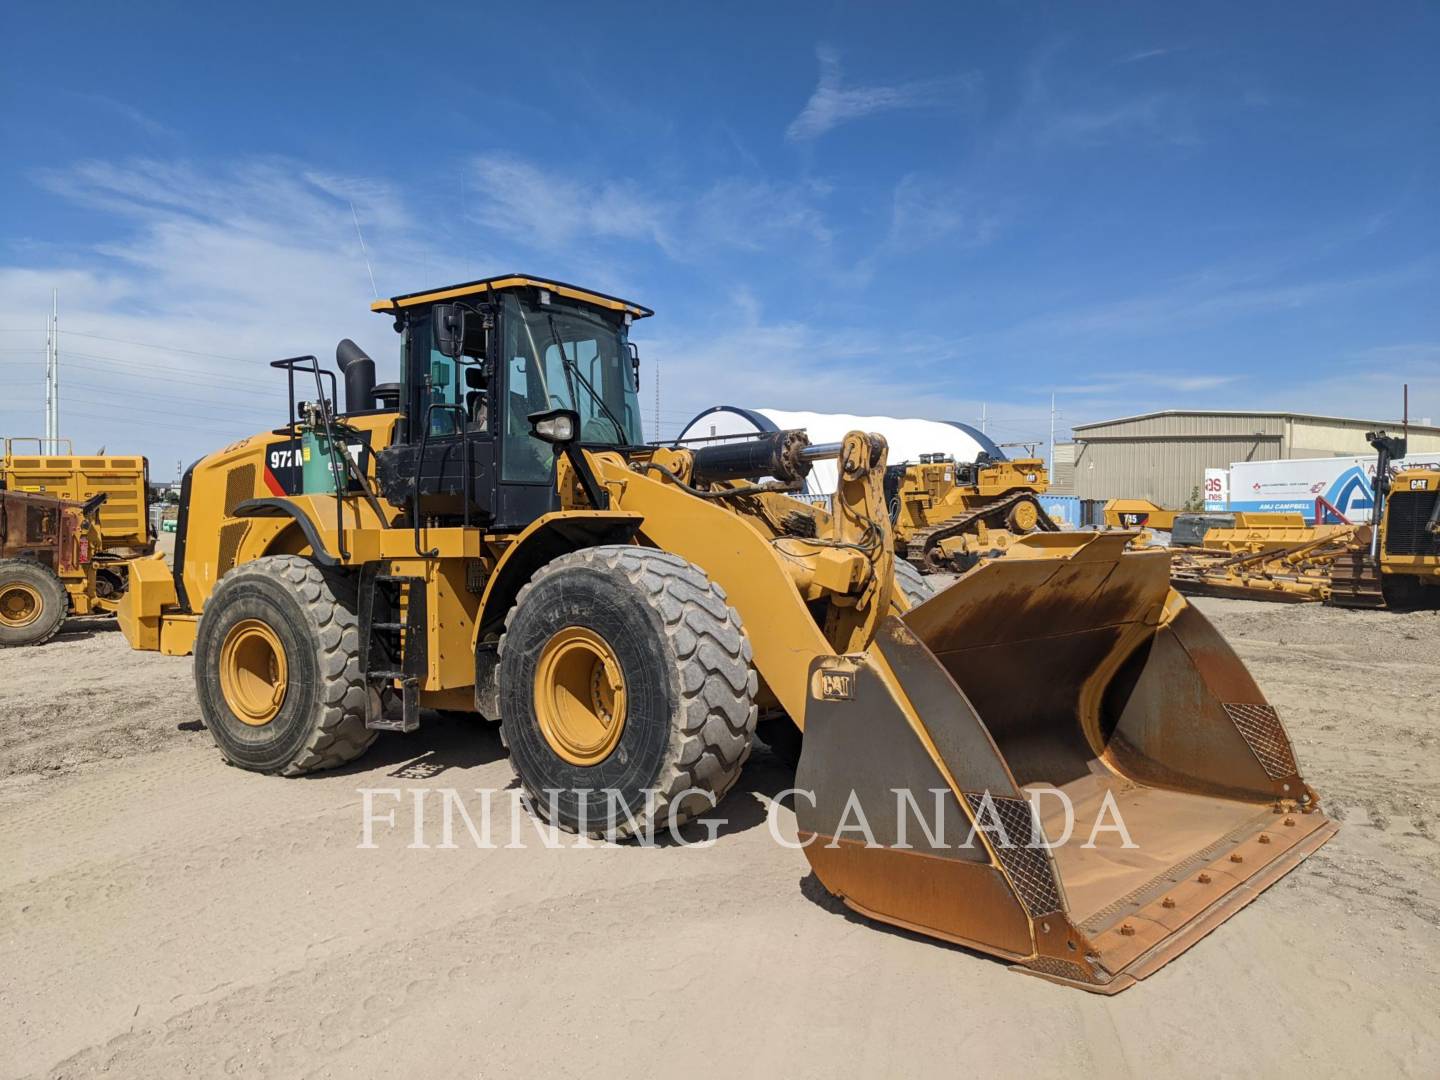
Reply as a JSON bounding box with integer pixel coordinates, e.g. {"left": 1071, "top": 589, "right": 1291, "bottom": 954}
{"left": 335, "top": 339, "right": 377, "bottom": 413}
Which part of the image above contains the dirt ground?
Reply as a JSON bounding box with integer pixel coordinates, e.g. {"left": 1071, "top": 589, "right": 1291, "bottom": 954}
{"left": 2, "top": 595, "right": 1437, "bottom": 1079}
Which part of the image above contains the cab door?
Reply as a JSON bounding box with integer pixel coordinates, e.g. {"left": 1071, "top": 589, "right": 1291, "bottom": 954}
{"left": 382, "top": 313, "right": 499, "bottom": 525}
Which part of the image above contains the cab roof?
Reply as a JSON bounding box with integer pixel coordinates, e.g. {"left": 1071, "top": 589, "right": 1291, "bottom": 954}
{"left": 370, "top": 274, "right": 654, "bottom": 319}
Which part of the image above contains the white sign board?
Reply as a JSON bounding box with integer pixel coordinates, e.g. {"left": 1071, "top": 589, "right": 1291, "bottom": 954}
{"left": 1203, "top": 468, "right": 1228, "bottom": 511}
{"left": 1226, "top": 454, "right": 1440, "bottom": 522}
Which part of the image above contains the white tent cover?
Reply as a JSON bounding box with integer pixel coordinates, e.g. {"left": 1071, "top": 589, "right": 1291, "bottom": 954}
{"left": 675, "top": 406, "right": 1004, "bottom": 497}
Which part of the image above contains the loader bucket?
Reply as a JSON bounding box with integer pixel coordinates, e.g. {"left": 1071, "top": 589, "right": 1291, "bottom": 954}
{"left": 794, "top": 531, "right": 1336, "bottom": 993}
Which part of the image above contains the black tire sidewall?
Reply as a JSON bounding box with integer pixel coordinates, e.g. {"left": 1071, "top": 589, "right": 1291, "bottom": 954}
{"left": 0, "top": 560, "right": 67, "bottom": 646}
{"left": 195, "top": 572, "right": 326, "bottom": 772}
{"left": 501, "top": 564, "right": 680, "bottom": 830}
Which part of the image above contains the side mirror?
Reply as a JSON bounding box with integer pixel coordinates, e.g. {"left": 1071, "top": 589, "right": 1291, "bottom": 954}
{"left": 431, "top": 303, "right": 465, "bottom": 359}
{"left": 528, "top": 407, "right": 580, "bottom": 446}
{"left": 628, "top": 342, "right": 641, "bottom": 390}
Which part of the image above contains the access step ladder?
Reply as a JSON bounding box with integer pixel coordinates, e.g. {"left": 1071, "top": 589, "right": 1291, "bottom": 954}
{"left": 358, "top": 567, "right": 428, "bottom": 732}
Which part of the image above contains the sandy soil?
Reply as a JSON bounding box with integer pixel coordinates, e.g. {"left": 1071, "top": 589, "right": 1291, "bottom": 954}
{"left": 1, "top": 597, "right": 1437, "bottom": 1078}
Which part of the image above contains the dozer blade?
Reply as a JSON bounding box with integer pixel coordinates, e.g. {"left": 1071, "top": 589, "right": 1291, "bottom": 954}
{"left": 795, "top": 531, "right": 1336, "bottom": 993}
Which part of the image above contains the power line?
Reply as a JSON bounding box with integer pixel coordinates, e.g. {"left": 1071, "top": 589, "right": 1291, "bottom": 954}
{"left": 57, "top": 328, "right": 253, "bottom": 363}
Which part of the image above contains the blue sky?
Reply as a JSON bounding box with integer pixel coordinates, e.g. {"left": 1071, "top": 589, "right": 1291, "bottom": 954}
{"left": 2, "top": 1, "right": 1436, "bottom": 475}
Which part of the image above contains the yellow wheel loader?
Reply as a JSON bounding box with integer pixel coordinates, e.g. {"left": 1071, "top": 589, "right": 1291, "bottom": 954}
{"left": 119, "top": 274, "right": 1336, "bottom": 992}
{"left": 887, "top": 453, "right": 1057, "bottom": 572}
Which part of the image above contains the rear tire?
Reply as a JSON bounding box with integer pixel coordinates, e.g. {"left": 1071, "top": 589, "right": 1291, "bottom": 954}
{"left": 498, "top": 546, "right": 758, "bottom": 839}
{"left": 194, "top": 555, "right": 377, "bottom": 775}
{"left": 0, "top": 559, "right": 67, "bottom": 647}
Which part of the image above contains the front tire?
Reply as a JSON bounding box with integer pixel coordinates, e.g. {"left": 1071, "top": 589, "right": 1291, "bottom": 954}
{"left": 498, "top": 546, "right": 758, "bottom": 839}
{"left": 0, "top": 559, "right": 67, "bottom": 647}
{"left": 194, "top": 555, "right": 376, "bottom": 775}
{"left": 893, "top": 560, "right": 936, "bottom": 608}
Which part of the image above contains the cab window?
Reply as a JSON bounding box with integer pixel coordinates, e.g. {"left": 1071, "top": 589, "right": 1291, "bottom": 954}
{"left": 500, "top": 292, "right": 642, "bottom": 482}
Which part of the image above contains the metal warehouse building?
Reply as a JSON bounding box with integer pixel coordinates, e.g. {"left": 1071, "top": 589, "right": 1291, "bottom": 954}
{"left": 1062, "top": 410, "right": 1440, "bottom": 508}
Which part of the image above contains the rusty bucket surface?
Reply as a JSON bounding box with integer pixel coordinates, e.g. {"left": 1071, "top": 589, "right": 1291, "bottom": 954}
{"left": 795, "top": 531, "right": 1336, "bottom": 992}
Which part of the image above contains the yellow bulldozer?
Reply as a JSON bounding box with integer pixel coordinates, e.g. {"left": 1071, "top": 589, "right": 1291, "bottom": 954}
{"left": 0, "top": 440, "right": 152, "bottom": 645}
{"left": 888, "top": 452, "right": 1057, "bottom": 571}
{"left": 118, "top": 274, "right": 1335, "bottom": 992}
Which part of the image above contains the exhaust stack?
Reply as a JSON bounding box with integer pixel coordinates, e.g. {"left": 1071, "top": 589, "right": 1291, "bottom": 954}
{"left": 335, "top": 339, "right": 376, "bottom": 413}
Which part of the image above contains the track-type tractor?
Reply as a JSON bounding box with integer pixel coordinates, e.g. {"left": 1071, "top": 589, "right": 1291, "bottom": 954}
{"left": 1168, "top": 431, "right": 1440, "bottom": 608}
{"left": 888, "top": 452, "right": 1056, "bottom": 572}
{"left": 118, "top": 275, "right": 1335, "bottom": 992}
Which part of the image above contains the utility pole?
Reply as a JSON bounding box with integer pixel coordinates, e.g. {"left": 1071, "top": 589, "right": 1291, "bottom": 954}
{"left": 1048, "top": 393, "right": 1056, "bottom": 474}
{"left": 51, "top": 290, "right": 59, "bottom": 454}
{"left": 43, "top": 289, "right": 59, "bottom": 453}
{"left": 653, "top": 357, "right": 660, "bottom": 443}
{"left": 980, "top": 403, "right": 988, "bottom": 435}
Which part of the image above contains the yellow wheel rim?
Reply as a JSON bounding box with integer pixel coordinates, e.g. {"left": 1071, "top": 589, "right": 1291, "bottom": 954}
{"left": 533, "top": 626, "right": 627, "bottom": 766}
{"left": 219, "top": 619, "right": 289, "bottom": 726}
{"left": 1008, "top": 500, "right": 1039, "bottom": 533}
{"left": 0, "top": 583, "right": 42, "bottom": 629}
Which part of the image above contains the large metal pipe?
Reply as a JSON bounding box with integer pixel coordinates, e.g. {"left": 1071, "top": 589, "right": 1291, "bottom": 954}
{"left": 798, "top": 441, "right": 843, "bottom": 463}
{"left": 691, "top": 430, "right": 814, "bottom": 485}
{"left": 335, "top": 339, "right": 376, "bottom": 413}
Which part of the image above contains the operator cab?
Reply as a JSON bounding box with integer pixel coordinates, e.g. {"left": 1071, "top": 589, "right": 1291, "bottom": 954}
{"left": 367, "top": 275, "right": 652, "bottom": 532}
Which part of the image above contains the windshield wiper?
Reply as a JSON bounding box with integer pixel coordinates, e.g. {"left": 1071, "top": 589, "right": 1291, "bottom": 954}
{"left": 545, "top": 314, "right": 629, "bottom": 445}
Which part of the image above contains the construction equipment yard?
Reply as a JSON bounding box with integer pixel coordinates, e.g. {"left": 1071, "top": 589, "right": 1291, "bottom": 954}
{"left": 2, "top": 574, "right": 1436, "bottom": 1077}
{"left": 5, "top": 8, "right": 1438, "bottom": 1079}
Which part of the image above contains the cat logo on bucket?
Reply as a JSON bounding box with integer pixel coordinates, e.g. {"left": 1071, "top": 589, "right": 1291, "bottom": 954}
{"left": 813, "top": 668, "right": 855, "bottom": 701}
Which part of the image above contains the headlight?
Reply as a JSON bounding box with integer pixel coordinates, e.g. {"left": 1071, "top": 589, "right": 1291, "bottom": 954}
{"left": 527, "top": 408, "right": 581, "bottom": 445}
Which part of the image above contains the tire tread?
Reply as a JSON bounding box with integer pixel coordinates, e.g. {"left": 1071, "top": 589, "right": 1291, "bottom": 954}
{"left": 499, "top": 546, "right": 758, "bottom": 837}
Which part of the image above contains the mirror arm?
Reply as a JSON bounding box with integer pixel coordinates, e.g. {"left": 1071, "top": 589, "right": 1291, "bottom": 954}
{"left": 561, "top": 444, "right": 609, "bottom": 510}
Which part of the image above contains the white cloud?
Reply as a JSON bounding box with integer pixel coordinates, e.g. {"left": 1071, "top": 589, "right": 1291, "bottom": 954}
{"left": 886, "top": 174, "right": 1001, "bottom": 253}
{"left": 468, "top": 154, "right": 669, "bottom": 252}
{"left": 633, "top": 291, "right": 1037, "bottom": 441}
{"left": 1038, "top": 93, "right": 1200, "bottom": 148}
{"left": 1118, "top": 47, "right": 1176, "bottom": 65}
{"left": 786, "top": 45, "right": 979, "bottom": 142}
{"left": 464, "top": 155, "right": 836, "bottom": 271}
{"left": 1, "top": 159, "right": 469, "bottom": 468}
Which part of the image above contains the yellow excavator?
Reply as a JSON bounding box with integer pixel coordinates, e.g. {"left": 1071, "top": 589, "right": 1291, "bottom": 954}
{"left": 118, "top": 274, "right": 1335, "bottom": 992}
{"left": 888, "top": 452, "right": 1057, "bottom": 571}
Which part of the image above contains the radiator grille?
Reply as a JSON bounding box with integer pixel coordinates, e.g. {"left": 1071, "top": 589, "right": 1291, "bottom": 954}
{"left": 1385, "top": 491, "right": 1440, "bottom": 557}
{"left": 224, "top": 464, "right": 257, "bottom": 516}
{"left": 217, "top": 521, "right": 250, "bottom": 574}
